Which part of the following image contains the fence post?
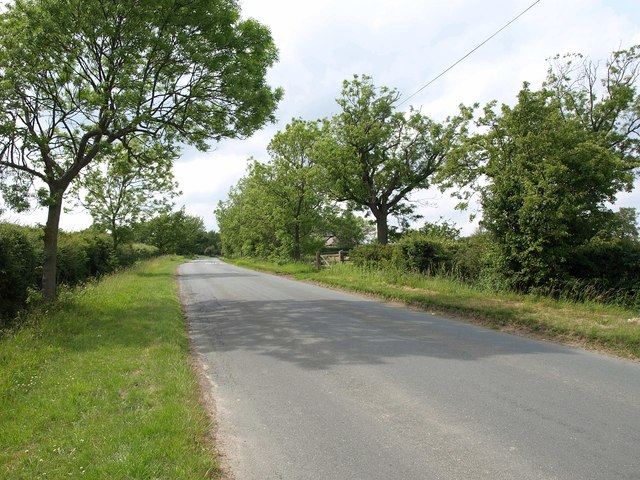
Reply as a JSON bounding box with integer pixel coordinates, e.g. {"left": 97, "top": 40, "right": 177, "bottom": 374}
{"left": 315, "top": 251, "right": 321, "bottom": 271}
{"left": 339, "top": 250, "right": 345, "bottom": 263}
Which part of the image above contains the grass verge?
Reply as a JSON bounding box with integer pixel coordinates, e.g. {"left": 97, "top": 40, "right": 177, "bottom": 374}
{"left": 225, "top": 258, "right": 640, "bottom": 360}
{"left": 229, "top": 257, "right": 317, "bottom": 275}
{"left": 0, "top": 256, "right": 219, "bottom": 479}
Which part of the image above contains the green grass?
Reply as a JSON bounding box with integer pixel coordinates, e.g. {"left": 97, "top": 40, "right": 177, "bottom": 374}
{"left": 226, "top": 258, "right": 640, "bottom": 360}
{"left": 0, "top": 257, "right": 219, "bottom": 479}
{"left": 230, "top": 257, "right": 317, "bottom": 275}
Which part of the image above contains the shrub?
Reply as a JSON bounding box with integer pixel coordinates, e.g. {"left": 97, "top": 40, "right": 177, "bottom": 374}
{"left": 80, "top": 232, "right": 116, "bottom": 276}
{"left": 57, "top": 232, "right": 163, "bottom": 286}
{"left": 452, "top": 231, "right": 494, "bottom": 281}
{"left": 392, "top": 233, "right": 455, "bottom": 274}
{"left": 0, "top": 223, "right": 41, "bottom": 323}
{"left": 0, "top": 222, "right": 164, "bottom": 325}
{"left": 116, "top": 243, "right": 160, "bottom": 266}
{"left": 56, "top": 233, "right": 91, "bottom": 285}
{"left": 349, "top": 243, "right": 394, "bottom": 268}
{"left": 565, "top": 237, "right": 640, "bottom": 305}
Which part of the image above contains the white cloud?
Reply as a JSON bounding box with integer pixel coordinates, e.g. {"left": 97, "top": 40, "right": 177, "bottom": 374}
{"left": 172, "top": 151, "right": 253, "bottom": 228}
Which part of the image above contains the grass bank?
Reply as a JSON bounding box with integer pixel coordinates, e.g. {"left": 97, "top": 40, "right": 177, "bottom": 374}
{"left": 0, "top": 257, "right": 219, "bottom": 479}
{"left": 226, "top": 258, "right": 640, "bottom": 360}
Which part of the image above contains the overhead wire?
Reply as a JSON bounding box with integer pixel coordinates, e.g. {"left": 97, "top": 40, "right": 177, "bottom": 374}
{"left": 398, "top": 0, "right": 542, "bottom": 107}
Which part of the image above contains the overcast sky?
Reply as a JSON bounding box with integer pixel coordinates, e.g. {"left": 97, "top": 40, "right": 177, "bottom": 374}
{"left": 7, "top": 0, "right": 640, "bottom": 234}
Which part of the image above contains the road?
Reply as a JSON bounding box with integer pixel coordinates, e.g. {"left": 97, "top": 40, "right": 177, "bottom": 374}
{"left": 177, "top": 259, "right": 640, "bottom": 480}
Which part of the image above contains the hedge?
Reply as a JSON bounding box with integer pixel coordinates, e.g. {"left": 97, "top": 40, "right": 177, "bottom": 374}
{"left": 0, "top": 223, "right": 160, "bottom": 326}
{"left": 0, "top": 223, "right": 41, "bottom": 323}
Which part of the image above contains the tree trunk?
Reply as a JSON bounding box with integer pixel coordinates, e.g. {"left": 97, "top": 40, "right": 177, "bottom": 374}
{"left": 111, "top": 216, "right": 120, "bottom": 250}
{"left": 375, "top": 208, "right": 389, "bottom": 245}
{"left": 42, "top": 191, "right": 64, "bottom": 300}
{"left": 292, "top": 223, "right": 301, "bottom": 261}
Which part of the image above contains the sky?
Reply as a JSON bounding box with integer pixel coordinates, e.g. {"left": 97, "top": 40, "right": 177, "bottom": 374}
{"left": 5, "top": 0, "right": 640, "bottom": 235}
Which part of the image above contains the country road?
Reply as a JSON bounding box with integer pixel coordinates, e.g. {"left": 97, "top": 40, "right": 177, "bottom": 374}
{"left": 177, "top": 258, "right": 640, "bottom": 480}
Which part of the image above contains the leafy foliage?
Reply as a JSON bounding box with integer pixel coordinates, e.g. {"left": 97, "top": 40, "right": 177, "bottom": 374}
{"left": 0, "top": 223, "right": 160, "bottom": 325}
{"left": 419, "top": 220, "right": 461, "bottom": 241}
{"left": 263, "top": 119, "right": 330, "bottom": 259}
{"left": 324, "top": 210, "right": 374, "bottom": 249}
{"left": 203, "top": 231, "right": 222, "bottom": 257}
{"left": 317, "top": 74, "right": 470, "bottom": 244}
{"left": 443, "top": 47, "right": 640, "bottom": 292}
{"left": 0, "top": 223, "right": 41, "bottom": 323}
{"left": 135, "top": 208, "right": 209, "bottom": 255}
{"left": 392, "top": 233, "right": 455, "bottom": 274}
{"left": 449, "top": 230, "right": 498, "bottom": 285}
{"left": 349, "top": 243, "right": 394, "bottom": 268}
{"left": 565, "top": 209, "right": 640, "bottom": 296}
{"left": 216, "top": 119, "right": 369, "bottom": 260}
{"left": 70, "top": 141, "right": 180, "bottom": 248}
{"left": 0, "top": 0, "right": 282, "bottom": 298}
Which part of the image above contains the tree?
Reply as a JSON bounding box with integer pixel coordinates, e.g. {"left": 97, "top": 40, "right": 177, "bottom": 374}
{"left": 317, "top": 75, "right": 470, "bottom": 244}
{"left": 444, "top": 47, "right": 640, "bottom": 291}
{"left": 216, "top": 120, "right": 370, "bottom": 259}
{"left": 70, "top": 141, "right": 179, "bottom": 249}
{"left": 0, "top": 0, "right": 282, "bottom": 299}
{"left": 136, "top": 208, "right": 208, "bottom": 255}
{"left": 215, "top": 162, "right": 281, "bottom": 258}
{"left": 322, "top": 209, "right": 372, "bottom": 249}
{"left": 419, "top": 219, "right": 461, "bottom": 241}
{"left": 203, "top": 230, "right": 222, "bottom": 257}
{"left": 216, "top": 156, "right": 328, "bottom": 260}
{"left": 264, "top": 119, "right": 329, "bottom": 260}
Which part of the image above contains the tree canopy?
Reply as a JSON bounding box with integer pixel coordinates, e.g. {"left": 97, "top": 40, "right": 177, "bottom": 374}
{"left": 317, "top": 75, "right": 470, "bottom": 244}
{"left": 263, "top": 119, "right": 331, "bottom": 259}
{"left": 216, "top": 119, "right": 371, "bottom": 259}
{"left": 134, "top": 207, "right": 209, "bottom": 256}
{"left": 0, "top": 0, "right": 282, "bottom": 298}
{"left": 442, "top": 47, "right": 640, "bottom": 291}
{"left": 70, "top": 141, "right": 180, "bottom": 248}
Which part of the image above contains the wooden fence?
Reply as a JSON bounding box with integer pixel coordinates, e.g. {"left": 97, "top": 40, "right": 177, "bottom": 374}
{"left": 315, "top": 250, "right": 349, "bottom": 270}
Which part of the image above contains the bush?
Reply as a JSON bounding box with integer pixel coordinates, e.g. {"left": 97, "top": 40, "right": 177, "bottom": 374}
{"left": 116, "top": 243, "right": 160, "bottom": 266}
{"left": 452, "top": 231, "right": 494, "bottom": 281}
{"left": 349, "top": 243, "right": 394, "bottom": 268}
{"left": 0, "top": 222, "right": 164, "bottom": 325}
{"left": 56, "top": 233, "right": 92, "bottom": 285}
{"left": 81, "top": 232, "right": 116, "bottom": 276}
{"left": 392, "top": 233, "right": 454, "bottom": 274}
{"left": 565, "top": 237, "right": 640, "bottom": 305}
{"left": 57, "top": 232, "right": 164, "bottom": 286}
{"left": 0, "top": 223, "right": 41, "bottom": 323}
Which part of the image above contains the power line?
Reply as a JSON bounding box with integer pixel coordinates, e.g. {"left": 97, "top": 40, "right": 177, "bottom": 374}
{"left": 398, "top": 0, "right": 542, "bottom": 107}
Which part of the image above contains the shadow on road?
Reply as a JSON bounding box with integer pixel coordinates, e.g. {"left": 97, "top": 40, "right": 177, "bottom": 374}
{"left": 185, "top": 297, "right": 575, "bottom": 370}
{"left": 177, "top": 272, "right": 259, "bottom": 280}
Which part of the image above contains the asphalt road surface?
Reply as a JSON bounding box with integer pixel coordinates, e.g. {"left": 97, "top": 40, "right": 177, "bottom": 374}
{"left": 178, "top": 259, "right": 640, "bottom": 480}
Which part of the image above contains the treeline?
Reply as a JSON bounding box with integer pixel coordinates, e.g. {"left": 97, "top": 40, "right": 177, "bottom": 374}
{"left": 111, "top": 207, "right": 221, "bottom": 258}
{"left": 217, "top": 47, "right": 640, "bottom": 304}
{"left": 0, "top": 210, "right": 221, "bottom": 325}
{"left": 215, "top": 120, "right": 373, "bottom": 260}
